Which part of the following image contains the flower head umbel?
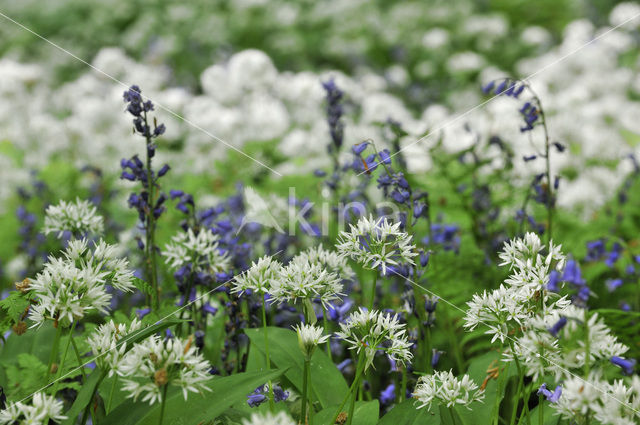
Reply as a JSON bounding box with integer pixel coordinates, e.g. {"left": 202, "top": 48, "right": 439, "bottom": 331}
{"left": 230, "top": 255, "right": 281, "bottom": 296}
{"left": 336, "top": 308, "right": 412, "bottom": 370}
{"left": 86, "top": 319, "right": 143, "bottom": 377}
{"left": 163, "top": 228, "right": 231, "bottom": 276}
{"left": 242, "top": 411, "right": 296, "bottom": 425}
{"left": 294, "top": 323, "right": 330, "bottom": 360}
{"left": 43, "top": 198, "right": 104, "bottom": 239}
{"left": 270, "top": 257, "right": 343, "bottom": 307}
{"left": 337, "top": 215, "right": 417, "bottom": 276}
{"left": 28, "top": 239, "right": 135, "bottom": 327}
{"left": 413, "top": 370, "right": 484, "bottom": 411}
{"left": 119, "top": 334, "right": 212, "bottom": 405}
{"left": 0, "top": 392, "right": 66, "bottom": 425}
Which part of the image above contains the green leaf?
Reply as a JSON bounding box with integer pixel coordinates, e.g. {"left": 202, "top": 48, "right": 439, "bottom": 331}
{"left": 245, "top": 327, "right": 349, "bottom": 409}
{"left": 522, "top": 405, "right": 559, "bottom": 425}
{"left": 377, "top": 399, "right": 440, "bottom": 424}
{"left": 0, "top": 290, "right": 30, "bottom": 322}
{"left": 315, "top": 400, "right": 379, "bottom": 425}
{"left": 131, "top": 277, "right": 154, "bottom": 296}
{"left": 101, "top": 369, "right": 284, "bottom": 425}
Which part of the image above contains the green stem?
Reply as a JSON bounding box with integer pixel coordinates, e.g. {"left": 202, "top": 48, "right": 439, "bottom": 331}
{"left": 322, "top": 306, "right": 332, "bottom": 361}
{"left": 70, "top": 336, "right": 86, "bottom": 381}
{"left": 412, "top": 283, "right": 426, "bottom": 372}
{"left": 52, "top": 321, "right": 76, "bottom": 394}
{"left": 448, "top": 407, "right": 459, "bottom": 425}
{"left": 509, "top": 342, "right": 524, "bottom": 425}
{"left": 346, "top": 372, "right": 361, "bottom": 425}
{"left": 583, "top": 309, "right": 590, "bottom": 376}
{"left": 538, "top": 394, "right": 544, "bottom": 425}
{"left": 47, "top": 322, "right": 64, "bottom": 378}
{"left": 107, "top": 375, "right": 118, "bottom": 413}
{"left": 262, "top": 298, "right": 275, "bottom": 412}
{"left": 425, "top": 326, "right": 432, "bottom": 373}
{"left": 158, "top": 384, "right": 168, "bottom": 425}
{"left": 399, "top": 366, "right": 407, "bottom": 404}
{"left": 331, "top": 351, "right": 365, "bottom": 425}
{"left": 80, "top": 370, "right": 107, "bottom": 425}
{"left": 307, "top": 359, "right": 315, "bottom": 425}
{"left": 492, "top": 363, "right": 508, "bottom": 425}
{"left": 301, "top": 359, "right": 310, "bottom": 425}
{"left": 368, "top": 273, "right": 377, "bottom": 310}
{"left": 441, "top": 306, "right": 464, "bottom": 373}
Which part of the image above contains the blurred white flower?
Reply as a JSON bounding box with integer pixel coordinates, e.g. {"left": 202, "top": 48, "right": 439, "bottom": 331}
{"left": 242, "top": 411, "right": 296, "bottom": 425}
{"left": 163, "top": 228, "right": 231, "bottom": 275}
{"left": 0, "top": 392, "right": 66, "bottom": 425}
{"left": 86, "top": 319, "right": 143, "bottom": 376}
{"left": 413, "top": 370, "right": 484, "bottom": 410}
{"left": 44, "top": 198, "right": 104, "bottom": 238}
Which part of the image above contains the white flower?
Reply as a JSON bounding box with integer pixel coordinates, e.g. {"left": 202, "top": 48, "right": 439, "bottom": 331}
{"left": 86, "top": 319, "right": 143, "bottom": 376}
{"left": 336, "top": 308, "right": 412, "bottom": 370}
{"left": 162, "top": 228, "right": 231, "bottom": 275}
{"left": 43, "top": 198, "right": 104, "bottom": 238}
{"left": 413, "top": 370, "right": 484, "bottom": 411}
{"left": 119, "top": 335, "right": 212, "bottom": 405}
{"left": 270, "top": 258, "right": 344, "bottom": 307}
{"left": 241, "top": 411, "right": 296, "bottom": 425}
{"left": 0, "top": 392, "right": 66, "bottom": 425}
{"left": 28, "top": 239, "right": 135, "bottom": 327}
{"left": 230, "top": 255, "right": 281, "bottom": 296}
{"left": 336, "top": 215, "right": 417, "bottom": 276}
{"left": 294, "top": 323, "right": 330, "bottom": 360}
{"left": 292, "top": 244, "right": 354, "bottom": 279}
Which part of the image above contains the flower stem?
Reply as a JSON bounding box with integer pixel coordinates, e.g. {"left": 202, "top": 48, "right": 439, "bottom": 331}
{"left": 262, "top": 298, "right": 275, "bottom": 412}
{"left": 301, "top": 359, "right": 310, "bottom": 425}
{"left": 322, "top": 306, "right": 332, "bottom": 361}
{"left": 331, "top": 351, "right": 365, "bottom": 425}
{"left": 158, "top": 384, "right": 168, "bottom": 425}
{"left": 368, "top": 273, "right": 377, "bottom": 310}
{"left": 52, "top": 321, "right": 76, "bottom": 394}
{"left": 47, "top": 321, "right": 63, "bottom": 378}
{"left": 107, "top": 375, "right": 118, "bottom": 413}
{"left": 70, "top": 336, "right": 86, "bottom": 381}
{"left": 307, "top": 362, "right": 314, "bottom": 425}
{"left": 508, "top": 341, "right": 524, "bottom": 425}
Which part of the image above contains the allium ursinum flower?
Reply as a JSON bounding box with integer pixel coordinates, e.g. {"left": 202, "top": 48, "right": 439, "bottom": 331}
{"left": 0, "top": 392, "right": 66, "bottom": 425}
{"left": 119, "top": 334, "right": 212, "bottom": 405}
{"left": 413, "top": 370, "right": 484, "bottom": 411}
{"left": 162, "top": 228, "right": 231, "bottom": 275}
{"left": 293, "top": 245, "right": 354, "bottom": 279}
{"left": 28, "top": 239, "right": 135, "bottom": 327}
{"left": 43, "top": 198, "right": 104, "bottom": 238}
{"left": 336, "top": 215, "right": 417, "bottom": 276}
{"left": 230, "top": 255, "right": 281, "bottom": 296}
{"left": 464, "top": 232, "right": 569, "bottom": 343}
{"left": 242, "top": 411, "right": 296, "bottom": 425}
{"left": 336, "top": 308, "right": 412, "bottom": 370}
{"left": 86, "top": 319, "right": 143, "bottom": 377}
{"left": 294, "top": 323, "right": 330, "bottom": 360}
{"left": 270, "top": 257, "right": 343, "bottom": 307}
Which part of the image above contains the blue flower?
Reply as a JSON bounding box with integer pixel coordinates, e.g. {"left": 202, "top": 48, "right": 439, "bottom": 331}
{"left": 547, "top": 317, "right": 567, "bottom": 337}
{"left": 380, "top": 384, "right": 396, "bottom": 405}
{"left": 611, "top": 356, "right": 636, "bottom": 375}
{"left": 606, "top": 278, "right": 623, "bottom": 292}
{"left": 537, "top": 384, "right": 562, "bottom": 403}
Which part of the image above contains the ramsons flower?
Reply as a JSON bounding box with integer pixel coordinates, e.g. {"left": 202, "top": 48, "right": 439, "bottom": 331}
{"left": 336, "top": 215, "right": 417, "bottom": 276}
{"left": 0, "top": 392, "right": 66, "bottom": 425}
{"left": 413, "top": 370, "right": 484, "bottom": 410}
{"left": 28, "top": 239, "right": 135, "bottom": 327}
{"left": 241, "top": 411, "right": 296, "bottom": 425}
{"left": 336, "top": 308, "right": 412, "bottom": 370}
{"left": 270, "top": 258, "right": 343, "bottom": 307}
{"left": 162, "top": 228, "right": 231, "bottom": 275}
{"left": 294, "top": 323, "right": 330, "bottom": 360}
{"left": 119, "top": 334, "right": 212, "bottom": 405}
{"left": 230, "top": 255, "right": 281, "bottom": 296}
{"left": 86, "top": 319, "right": 143, "bottom": 376}
{"left": 43, "top": 198, "right": 104, "bottom": 239}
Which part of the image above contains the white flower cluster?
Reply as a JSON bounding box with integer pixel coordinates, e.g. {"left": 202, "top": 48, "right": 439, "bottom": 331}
{"left": 464, "top": 232, "right": 567, "bottom": 343}
{"left": 86, "top": 319, "right": 143, "bottom": 376}
{"left": 29, "top": 239, "right": 135, "bottom": 326}
{"left": 294, "top": 323, "right": 330, "bottom": 360}
{"left": 119, "top": 334, "right": 212, "bottom": 405}
{"left": 413, "top": 370, "right": 484, "bottom": 411}
{"left": 230, "top": 255, "right": 281, "bottom": 296}
{"left": 293, "top": 244, "right": 354, "bottom": 278}
{"left": 553, "top": 374, "right": 640, "bottom": 425}
{"left": 43, "top": 198, "right": 104, "bottom": 239}
{"left": 336, "top": 215, "right": 417, "bottom": 276}
{"left": 336, "top": 307, "right": 412, "bottom": 370}
{"left": 0, "top": 392, "right": 66, "bottom": 425}
{"left": 231, "top": 249, "right": 346, "bottom": 307}
{"left": 162, "top": 228, "right": 231, "bottom": 274}
{"left": 241, "top": 411, "right": 296, "bottom": 425}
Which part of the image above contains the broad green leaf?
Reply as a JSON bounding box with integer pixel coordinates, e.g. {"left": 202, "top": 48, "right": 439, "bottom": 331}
{"left": 377, "top": 399, "right": 440, "bottom": 424}
{"left": 315, "top": 400, "right": 379, "bottom": 425}
{"left": 245, "top": 327, "right": 349, "bottom": 408}
{"left": 101, "top": 369, "right": 284, "bottom": 425}
{"left": 523, "top": 404, "right": 560, "bottom": 425}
